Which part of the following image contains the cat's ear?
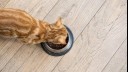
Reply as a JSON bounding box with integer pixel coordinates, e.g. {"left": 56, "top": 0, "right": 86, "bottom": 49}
{"left": 55, "top": 17, "right": 63, "bottom": 28}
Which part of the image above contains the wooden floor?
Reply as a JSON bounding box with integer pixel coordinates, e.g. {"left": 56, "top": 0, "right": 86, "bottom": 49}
{"left": 0, "top": 0, "right": 127, "bottom": 72}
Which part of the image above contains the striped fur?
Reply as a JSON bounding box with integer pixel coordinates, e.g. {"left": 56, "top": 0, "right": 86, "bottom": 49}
{"left": 0, "top": 8, "right": 67, "bottom": 44}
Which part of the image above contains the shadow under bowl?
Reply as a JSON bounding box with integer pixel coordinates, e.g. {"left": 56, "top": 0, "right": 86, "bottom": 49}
{"left": 41, "top": 25, "right": 74, "bottom": 56}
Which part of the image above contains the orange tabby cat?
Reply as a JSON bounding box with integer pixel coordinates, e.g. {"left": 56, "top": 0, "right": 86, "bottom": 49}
{"left": 0, "top": 8, "right": 67, "bottom": 44}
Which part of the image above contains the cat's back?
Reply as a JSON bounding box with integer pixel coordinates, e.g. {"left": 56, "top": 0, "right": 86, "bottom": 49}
{"left": 0, "top": 8, "right": 38, "bottom": 29}
{"left": 0, "top": 8, "right": 34, "bottom": 24}
{"left": 0, "top": 8, "right": 38, "bottom": 37}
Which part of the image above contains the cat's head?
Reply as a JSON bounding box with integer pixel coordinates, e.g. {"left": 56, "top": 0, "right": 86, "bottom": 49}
{"left": 46, "top": 18, "right": 68, "bottom": 44}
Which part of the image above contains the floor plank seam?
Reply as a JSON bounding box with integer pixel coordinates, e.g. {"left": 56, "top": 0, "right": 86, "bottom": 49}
{"left": 101, "top": 38, "right": 127, "bottom": 72}
{"left": 51, "top": 56, "right": 64, "bottom": 72}
{"left": 0, "top": 45, "right": 24, "bottom": 71}
{"left": 15, "top": 0, "right": 62, "bottom": 71}
{"left": 50, "top": 0, "right": 107, "bottom": 72}
{"left": 0, "top": 39, "right": 10, "bottom": 51}
{"left": 3, "top": 0, "right": 12, "bottom": 8}
{"left": 119, "top": 62, "right": 127, "bottom": 72}
{"left": 0, "top": 39, "right": 16, "bottom": 57}
{"left": 0, "top": 0, "right": 127, "bottom": 71}
{"left": 0, "top": 0, "right": 10, "bottom": 8}
{"left": 43, "top": 0, "right": 61, "bottom": 20}
{"left": 16, "top": 47, "right": 37, "bottom": 72}
{"left": 0, "top": 0, "right": 61, "bottom": 71}
{"left": 35, "top": 55, "right": 49, "bottom": 72}
{"left": 73, "top": 0, "right": 107, "bottom": 42}
{"left": 27, "top": 0, "right": 60, "bottom": 14}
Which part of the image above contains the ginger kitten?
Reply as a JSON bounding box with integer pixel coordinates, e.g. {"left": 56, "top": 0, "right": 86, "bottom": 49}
{"left": 0, "top": 8, "right": 68, "bottom": 44}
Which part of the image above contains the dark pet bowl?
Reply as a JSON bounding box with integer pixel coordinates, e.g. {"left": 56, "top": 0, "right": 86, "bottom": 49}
{"left": 41, "top": 26, "right": 74, "bottom": 56}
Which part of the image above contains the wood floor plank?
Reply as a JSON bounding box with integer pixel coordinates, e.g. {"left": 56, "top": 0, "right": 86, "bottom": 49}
{"left": 102, "top": 39, "right": 127, "bottom": 72}
{"left": 5, "top": 0, "right": 43, "bottom": 12}
{"left": 0, "top": 0, "right": 59, "bottom": 71}
{"left": 44, "top": 0, "right": 106, "bottom": 39}
{"left": 0, "top": 41, "right": 24, "bottom": 71}
{"left": 15, "top": 0, "right": 107, "bottom": 72}
{"left": 1, "top": 45, "right": 37, "bottom": 72}
{"left": 0, "top": 0, "right": 10, "bottom": 7}
{"left": 120, "top": 63, "right": 127, "bottom": 72}
{"left": 51, "top": 0, "right": 127, "bottom": 72}
{"left": 5, "top": 0, "right": 59, "bottom": 17}
{"left": 0, "top": 39, "right": 15, "bottom": 57}
{"left": 0, "top": 0, "right": 127, "bottom": 72}
{"left": 17, "top": 46, "right": 61, "bottom": 72}
{"left": 0, "top": 0, "right": 11, "bottom": 46}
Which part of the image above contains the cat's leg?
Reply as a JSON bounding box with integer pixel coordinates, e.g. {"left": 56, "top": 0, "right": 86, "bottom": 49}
{"left": 17, "top": 34, "right": 45, "bottom": 44}
{"left": 18, "top": 37, "right": 38, "bottom": 44}
{"left": 18, "top": 37, "right": 32, "bottom": 44}
{"left": 31, "top": 38, "right": 44, "bottom": 44}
